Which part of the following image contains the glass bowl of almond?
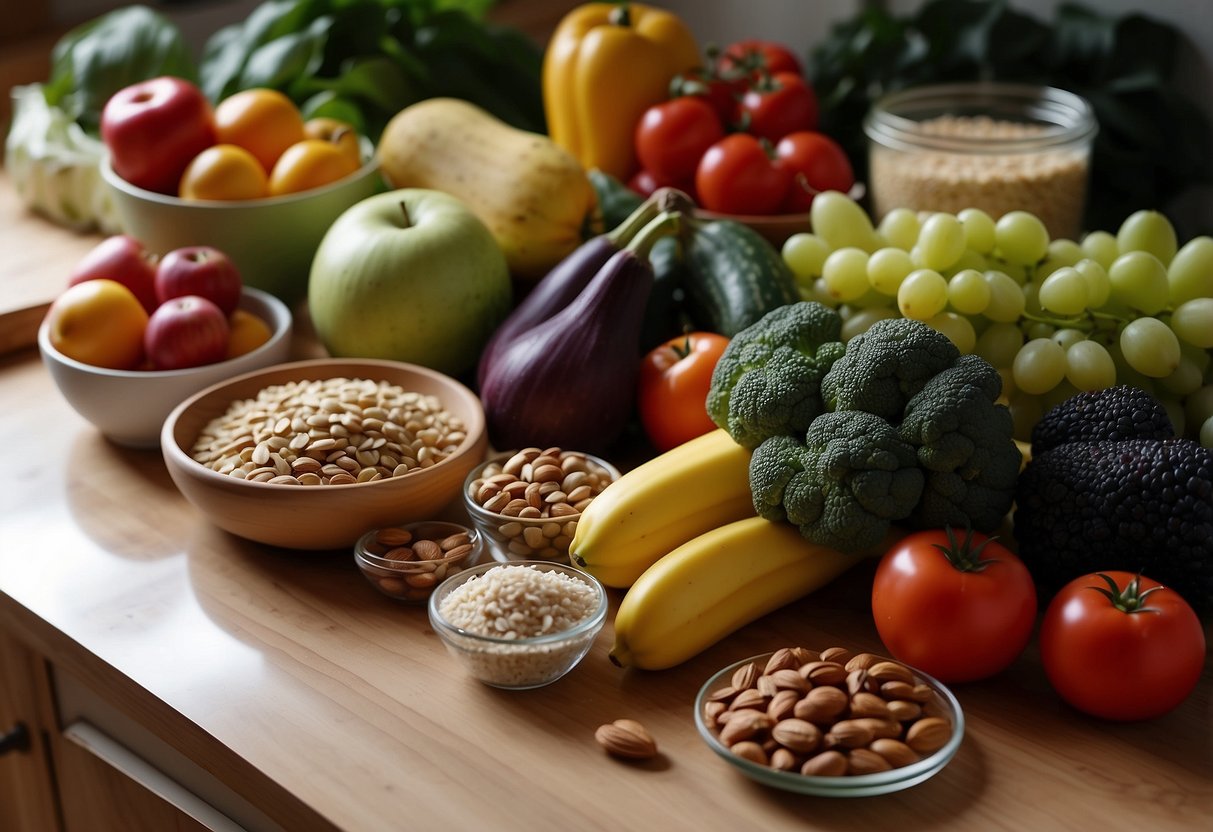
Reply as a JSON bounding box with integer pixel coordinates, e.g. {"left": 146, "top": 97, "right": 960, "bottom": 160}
{"left": 462, "top": 447, "right": 620, "bottom": 564}
{"left": 694, "top": 646, "right": 964, "bottom": 797}
{"left": 354, "top": 520, "right": 485, "bottom": 604}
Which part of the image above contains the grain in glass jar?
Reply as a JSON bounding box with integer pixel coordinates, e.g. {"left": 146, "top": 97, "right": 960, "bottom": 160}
{"left": 864, "top": 83, "right": 1097, "bottom": 240}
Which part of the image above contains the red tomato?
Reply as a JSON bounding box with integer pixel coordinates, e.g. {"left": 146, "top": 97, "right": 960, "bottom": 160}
{"left": 737, "top": 71, "right": 819, "bottom": 142}
{"left": 635, "top": 97, "right": 725, "bottom": 184}
{"left": 1039, "top": 572, "right": 1205, "bottom": 721}
{"left": 717, "top": 39, "right": 804, "bottom": 78}
{"left": 695, "top": 133, "right": 791, "bottom": 216}
{"left": 638, "top": 332, "right": 730, "bottom": 452}
{"left": 775, "top": 131, "right": 855, "bottom": 213}
{"left": 670, "top": 68, "right": 744, "bottom": 124}
{"left": 100, "top": 76, "right": 217, "bottom": 195}
{"left": 871, "top": 529, "right": 1037, "bottom": 683}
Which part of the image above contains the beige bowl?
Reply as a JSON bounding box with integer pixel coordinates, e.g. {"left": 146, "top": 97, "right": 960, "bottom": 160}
{"left": 40, "top": 287, "right": 293, "bottom": 449}
{"left": 161, "top": 358, "right": 488, "bottom": 550}
{"left": 696, "top": 183, "right": 867, "bottom": 246}
{"left": 100, "top": 146, "right": 382, "bottom": 305}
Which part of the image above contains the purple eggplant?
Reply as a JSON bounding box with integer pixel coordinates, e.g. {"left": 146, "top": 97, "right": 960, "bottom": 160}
{"left": 476, "top": 188, "right": 693, "bottom": 389}
{"left": 479, "top": 212, "right": 680, "bottom": 452}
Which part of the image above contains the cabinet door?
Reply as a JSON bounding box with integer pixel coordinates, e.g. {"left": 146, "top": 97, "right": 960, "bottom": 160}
{"left": 56, "top": 722, "right": 244, "bottom": 832}
{"left": 0, "top": 631, "right": 60, "bottom": 832}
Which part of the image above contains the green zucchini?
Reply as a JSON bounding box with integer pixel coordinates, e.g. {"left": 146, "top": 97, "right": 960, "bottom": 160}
{"left": 640, "top": 235, "right": 690, "bottom": 351}
{"left": 587, "top": 169, "right": 646, "bottom": 233}
{"left": 684, "top": 219, "right": 799, "bottom": 336}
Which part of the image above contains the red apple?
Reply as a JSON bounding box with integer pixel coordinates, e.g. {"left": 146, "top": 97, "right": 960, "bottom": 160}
{"left": 144, "top": 295, "right": 230, "bottom": 370}
{"left": 101, "top": 76, "right": 217, "bottom": 195}
{"left": 155, "top": 246, "right": 242, "bottom": 316}
{"left": 68, "top": 235, "right": 160, "bottom": 314}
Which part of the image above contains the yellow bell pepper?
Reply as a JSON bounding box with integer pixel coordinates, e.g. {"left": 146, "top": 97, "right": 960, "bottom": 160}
{"left": 543, "top": 2, "right": 701, "bottom": 181}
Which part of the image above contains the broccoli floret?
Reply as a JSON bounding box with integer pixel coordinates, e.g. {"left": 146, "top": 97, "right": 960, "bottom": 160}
{"left": 1014, "top": 437, "right": 1213, "bottom": 610}
{"left": 1030, "top": 385, "right": 1174, "bottom": 456}
{"left": 821, "top": 318, "right": 960, "bottom": 421}
{"left": 706, "top": 302, "right": 846, "bottom": 448}
{"left": 750, "top": 411, "right": 924, "bottom": 553}
{"left": 898, "top": 354, "right": 1022, "bottom": 532}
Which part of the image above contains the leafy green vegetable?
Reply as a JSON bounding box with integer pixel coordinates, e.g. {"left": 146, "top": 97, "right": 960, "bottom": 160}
{"left": 200, "top": 0, "right": 545, "bottom": 141}
{"left": 36, "top": 0, "right": 542, "bottom": 146}
{"left": 43, "top": 5, "right": 197, "bottom": 133}
{"left": 809, "top": 0, "right": 1213, "bottom": 234}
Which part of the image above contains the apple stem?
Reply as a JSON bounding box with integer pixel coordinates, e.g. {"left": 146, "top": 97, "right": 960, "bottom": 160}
{"left": 399, "top": 200, "right": 412, "bottom": 229}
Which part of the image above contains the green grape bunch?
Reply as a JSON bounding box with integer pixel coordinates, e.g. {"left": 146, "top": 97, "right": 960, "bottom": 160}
{"left": 781, "top": 191, "right": 1213, "bottom": 446}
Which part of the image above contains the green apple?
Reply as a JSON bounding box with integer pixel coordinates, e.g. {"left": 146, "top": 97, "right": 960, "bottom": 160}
{"left": 308, "top": 188, "right": 512, "bottom": 376}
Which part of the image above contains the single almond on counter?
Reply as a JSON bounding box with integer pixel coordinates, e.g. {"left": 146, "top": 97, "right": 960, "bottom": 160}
{"left": 595, "top": 719, "right": 658, "bottom": 760}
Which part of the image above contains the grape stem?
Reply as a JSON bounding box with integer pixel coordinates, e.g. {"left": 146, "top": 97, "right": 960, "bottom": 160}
{"left": 1020, "top": 308, "right": 1135, "bottom": 332}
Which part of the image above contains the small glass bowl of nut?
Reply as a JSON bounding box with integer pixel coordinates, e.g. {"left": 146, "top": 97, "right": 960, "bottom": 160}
{"left": 694, "top": 646, "right": 964, "bottom": 797}
{"left": 354, "top": 520, "right": 485, "bottom": 604}
{"left": 462, "top": 447, "right": 621, "bottom": 564}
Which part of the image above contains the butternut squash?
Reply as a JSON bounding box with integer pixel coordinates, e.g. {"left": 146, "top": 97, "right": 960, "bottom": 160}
{"left": 376, "top": 98, "right": 600, "bottom": 281}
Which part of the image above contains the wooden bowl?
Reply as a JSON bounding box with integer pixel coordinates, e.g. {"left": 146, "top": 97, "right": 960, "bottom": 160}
{"left": 161, "top": 358, "right": 488, "bottom": 550}
{"left": 695, "top": 209, "right": 811, "bottom": 246}
{"left": 696, "top": 183, "right": 868, "bottom": 246}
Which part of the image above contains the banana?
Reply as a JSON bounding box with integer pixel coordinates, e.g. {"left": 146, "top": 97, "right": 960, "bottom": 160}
{"left": 569, "top": 429, "right": 755, "bottom": 588}
{"left": 609, "top": 517, "right": 893, "bottom": 671}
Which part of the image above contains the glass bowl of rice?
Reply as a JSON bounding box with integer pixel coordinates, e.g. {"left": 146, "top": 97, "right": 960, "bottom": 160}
{"left": 427, "top": 560, "right": 607, "bottom": 689}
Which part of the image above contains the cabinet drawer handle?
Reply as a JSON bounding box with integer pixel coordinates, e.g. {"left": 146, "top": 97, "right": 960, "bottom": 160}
{"left": 0, "top": 722, "right": 30, "bottom": 755}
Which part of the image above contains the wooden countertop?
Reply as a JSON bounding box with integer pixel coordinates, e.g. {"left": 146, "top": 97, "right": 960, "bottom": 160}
{"left": 1, "top": 181, "right": 1212, "bottom": 832}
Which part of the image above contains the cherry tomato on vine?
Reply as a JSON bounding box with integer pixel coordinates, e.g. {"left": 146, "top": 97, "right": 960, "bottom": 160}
{"left": 737, "top": 71, "right": 818, "bottom": 143}
{"left": 1039, "top": 571, "right": 1205, "bottom": 721}
{"left": 695, "top": 133, "right": 791, "bottom": 216}
{"left": 717, "top": 39, "right": 804, "bottom": 79}
{"left": 635, "top": 97, "right": 725, "bottom": 184}
{"left": 637, "top": 332, "right": 730, "bottom": 452}
{"left": 670, "top": 68, "right": 745, "bottom": 125}
{"left": 871, "top": 528, "right": 1037, "bottom": 683}
{"left": 775, "top": 131, "right": 855, "bottom": 213}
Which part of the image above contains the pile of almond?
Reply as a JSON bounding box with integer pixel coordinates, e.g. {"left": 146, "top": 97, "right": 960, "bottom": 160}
{"left": 703, "top": 647, "right": 954, "bottom": 777}
{"left": 467, "top": 447, "right": 616, "bottom": 559}
{"left": 358, "top": 523, "right": 476, "bottom": 602}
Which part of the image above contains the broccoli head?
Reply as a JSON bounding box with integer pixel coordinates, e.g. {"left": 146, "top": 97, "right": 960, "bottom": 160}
{"left": 821, "top": 318, "right": 960, "bottom": 421}
{"left": 898, "top": 354, "right": 1022, "bottom": 532}
{"left": 750, "top": 410, "right": 924, "bottom": 553}
{"left": 1014, "top": 437, "right": 1213, "bottom": 611}
{"left": 1030, "top": 385, "right": 1174, "bottom": 456}
{"left": 706, "top": 302, "right": 846, "bottom": 449}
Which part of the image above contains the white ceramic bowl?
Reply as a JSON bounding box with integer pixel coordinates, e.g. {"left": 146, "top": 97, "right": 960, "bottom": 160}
{"left": 100, "top": 145, "right": 382, "bottom": 304}
{"left": 40, "top": 287, "right": 292, "bottom": 449}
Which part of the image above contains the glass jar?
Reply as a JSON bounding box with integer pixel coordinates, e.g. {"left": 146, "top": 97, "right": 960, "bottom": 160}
{"left": 864, "top": 83, "right": 1098, "bottom": 240}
